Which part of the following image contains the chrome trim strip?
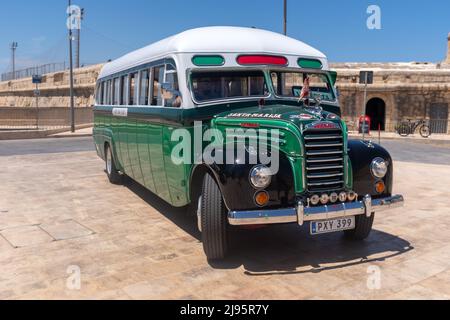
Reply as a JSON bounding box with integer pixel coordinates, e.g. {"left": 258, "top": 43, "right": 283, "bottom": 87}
{"left": 307, "top": 165, "right": 344, "bottom": 170}
{"left": 307, "top": 158, "right": 343, "bottom": 163}
{"left": 305, "top": 143, "right": 344, "bottom": 148}
{"left": 307, "top": 173, "right": 344, "bottom": 179}
{"left": 306, "top": 150, "right": 342, "bottom": 156}
{"left": 304, "top": 135, "right": 342, "bottom": 140}
{"left": 228, "top": 195, "right": 404, "bottom": 226}
{"left": 307, "top": 180, "right": 344, "bottom": 186}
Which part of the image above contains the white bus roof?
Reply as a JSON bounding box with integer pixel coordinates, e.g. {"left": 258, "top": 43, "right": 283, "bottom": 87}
{"left": 99, "top": 26, "right": 328, "bottom": 79}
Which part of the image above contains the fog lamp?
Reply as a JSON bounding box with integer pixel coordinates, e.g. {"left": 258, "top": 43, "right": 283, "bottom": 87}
{"left": 347, "top": 191, "right": 357, "bottom": 202}
{"left": 310, "top": 195, "right": 320, "bottom": 206}
{"left": 330, "top": 192, "right": 339, "bottom": 203}
{"left": 255, "top": 191, "right": 270, "bottom": 207}
{"left": 320, "top": 194, "right": 329, "bottom": 205}
{"left": 339, "top": 192, "right": 348, "bottom": 202}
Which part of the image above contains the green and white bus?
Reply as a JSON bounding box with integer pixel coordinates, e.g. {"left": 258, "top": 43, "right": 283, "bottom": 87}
{"left": 94, "top": 26, "right": 403, "bottom": 260}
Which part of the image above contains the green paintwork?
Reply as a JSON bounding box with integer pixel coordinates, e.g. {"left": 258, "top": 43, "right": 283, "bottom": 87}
{"left": 192, "top": 55, "right": 225, "bottom": 66}
{"left": 298, "top": 58, "right": 323, "bottom": 69}
{"left": 93, "top": 69, "right": 349, "bottom": 208}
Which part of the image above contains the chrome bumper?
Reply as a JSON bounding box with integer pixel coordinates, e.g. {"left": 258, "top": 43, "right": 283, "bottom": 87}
{"left": 228, "top": 194, "right": 404, "bottom": 226}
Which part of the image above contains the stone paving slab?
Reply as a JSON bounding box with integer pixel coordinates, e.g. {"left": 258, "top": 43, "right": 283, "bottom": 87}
{"left": 0, "top": 225, "right": 54, "bottom": 248}
{"left": 0, "top": 146, "right": 449, "bottom": 299}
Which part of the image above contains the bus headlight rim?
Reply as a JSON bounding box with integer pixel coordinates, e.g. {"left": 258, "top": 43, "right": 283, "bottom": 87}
{"left": 371, "top": 157, "right": 388, "bottom": 179}
{"left": 249, "top": 165, "right": 272, "bottom": 189}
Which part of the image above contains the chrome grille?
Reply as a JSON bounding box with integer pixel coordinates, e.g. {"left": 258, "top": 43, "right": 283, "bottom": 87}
{"left": 304, "top": 128, "right": 344, "bottom": 193}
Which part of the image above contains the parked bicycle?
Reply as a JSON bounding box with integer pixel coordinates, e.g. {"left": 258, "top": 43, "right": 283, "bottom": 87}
{"left": 396, "top": 119, "right": 431, "bottom": 138}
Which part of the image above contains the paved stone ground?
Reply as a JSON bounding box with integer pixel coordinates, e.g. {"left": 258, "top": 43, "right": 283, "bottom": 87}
{"left": 0, "top": 138, "right": 449, "bottom": 300}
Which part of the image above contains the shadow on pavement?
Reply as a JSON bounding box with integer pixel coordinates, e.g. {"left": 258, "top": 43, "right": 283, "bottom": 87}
{"left": 126, "top": 178, "right": 413, "bottom": 275}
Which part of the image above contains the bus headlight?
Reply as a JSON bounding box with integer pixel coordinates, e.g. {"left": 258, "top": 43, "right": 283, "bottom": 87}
{"left": 249, "top": 165, "right": 272, "bottom": 189}
{"left": 370, "top": 157, "right": 388, "bottom": 179}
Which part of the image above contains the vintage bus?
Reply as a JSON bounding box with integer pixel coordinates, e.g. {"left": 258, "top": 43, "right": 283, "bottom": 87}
{"left": 93, "top": 26, "right": 404, "bottom": 260}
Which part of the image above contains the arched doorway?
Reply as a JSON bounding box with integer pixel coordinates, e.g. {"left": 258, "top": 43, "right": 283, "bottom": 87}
{"left": 366, "top": 98, "right": 386, "bottom": 131}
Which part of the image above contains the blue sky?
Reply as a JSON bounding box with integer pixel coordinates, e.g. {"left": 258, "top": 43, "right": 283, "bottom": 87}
{"left": 0, "top": 0, "right": 449, "bottom": 73}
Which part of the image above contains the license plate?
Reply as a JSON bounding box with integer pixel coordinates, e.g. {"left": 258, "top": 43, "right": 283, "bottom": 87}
{"left": 310, "top": 216, "right": 355, "bottom": 235}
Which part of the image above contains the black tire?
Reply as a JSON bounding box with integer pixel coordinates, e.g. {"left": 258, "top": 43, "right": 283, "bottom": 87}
{"left": 105, "top": 144, "right": 122, "bottom": 184}
{"left": 397, "top": 123, "right": 410, "bottom": 137}
{"left": 344, "top": 213, "right": 374, "bottom": 240}
{"left": 419, "top": 125, "right": 431, "bottom": 138}
{"left": 200, "top": 173, "right": 228, "bottom": 260}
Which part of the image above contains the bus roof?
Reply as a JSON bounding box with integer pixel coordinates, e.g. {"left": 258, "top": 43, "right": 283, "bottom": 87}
{"left": 99, "top": 26, "right": 328, "bottom": 79}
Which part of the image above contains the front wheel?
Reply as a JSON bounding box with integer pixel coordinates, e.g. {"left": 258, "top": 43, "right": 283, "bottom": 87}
{"left": 344, "top": 213, "right": 374, "bottom": 240}
{"left": 200, "top": 173, "right": 228, "bottom": 260}
{"left": 105, "top": 144, "right": 122, "bottom": 184}
{"left": 419, "top": 125, "right": 431, "bottom": 138}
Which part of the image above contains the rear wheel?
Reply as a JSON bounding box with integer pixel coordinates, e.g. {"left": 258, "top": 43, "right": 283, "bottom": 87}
{"left": 419, "top": 125, "right": 431, "bottom": 138}
{"left": 105, "top": 144, "right": 122, "bottom": 184}
{"left": 344, "top": 213, "right": 374, "bottom": 240}
{"left": 200, "top": 173, "right": 228, "bottom": 260}
{"left": 397, "top": 122, "right": 410, "bottom": 137}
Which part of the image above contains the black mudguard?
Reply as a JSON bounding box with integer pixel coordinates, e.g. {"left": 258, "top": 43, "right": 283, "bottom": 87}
{"left": 206, "top": 148, "right": 296, "bottom": 211}
{"left": 347, "top": 140, "right": 393, "bottom": 198}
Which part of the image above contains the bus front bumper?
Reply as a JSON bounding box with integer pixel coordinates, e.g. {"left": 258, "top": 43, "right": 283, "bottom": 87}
{"left": 228, "top": 194, "right": 404, "bottom": 226}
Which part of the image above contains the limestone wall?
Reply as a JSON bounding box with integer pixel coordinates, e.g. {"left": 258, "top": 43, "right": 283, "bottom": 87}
{"left": 331, "top": 63, "right": 450, "bottom": 133}
{"left": 0, "top": 64, "right": 104, "bottom": 108}
{"left": 1, "top": 61, "right": 449, "bottom": 133}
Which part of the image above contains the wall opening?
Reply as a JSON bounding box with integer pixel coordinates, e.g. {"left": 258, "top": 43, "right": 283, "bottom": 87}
{"left": 366, "top": 98, "right": 386, "bottom": 131}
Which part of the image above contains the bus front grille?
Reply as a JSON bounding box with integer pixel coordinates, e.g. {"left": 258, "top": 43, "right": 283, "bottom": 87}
{"left": 304, "top": 128, "right": 345, "bottom": 193}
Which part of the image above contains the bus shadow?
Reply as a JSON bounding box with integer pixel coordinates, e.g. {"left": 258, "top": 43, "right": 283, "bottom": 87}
{"left": 125, "top": 179, "right": 413, "bottom": 275}
{"left": 212, "top": 225, "right": 413, "bottom": 275}
{"left": 124, "top": 179, "right": 201, "bottom": 241}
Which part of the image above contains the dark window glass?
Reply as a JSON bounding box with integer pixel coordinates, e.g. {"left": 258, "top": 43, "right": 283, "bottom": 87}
{"left": 120, "top": 75, "right": 127, "bottom": 105}
{"left": 151, "top": 66, "right": 164, "bottom": 106}
{"left": 191, "top": 71, "right": 267, "bottom": 102}
{"left": 129, "top": 73, "right": 138, "bottom": 105}
{"left": 139, "top": 69, "right": 150, "bottom": 105}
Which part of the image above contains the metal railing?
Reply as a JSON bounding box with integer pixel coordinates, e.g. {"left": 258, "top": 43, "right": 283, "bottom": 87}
{"left": 1, "top": 63, "right": 68, "bottom": 82}
{"left": 344, "top": 118, "right": 450, "bottom": 135}
{"left": 0, "top": 107, "right": 93, "bottom": 131}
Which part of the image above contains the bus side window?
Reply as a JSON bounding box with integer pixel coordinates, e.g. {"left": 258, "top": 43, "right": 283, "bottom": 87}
{"left": 120, "top": 75, "right": 127, "bottom": 105}
{"left": 95, "top": 83, "right": 102, "bottom": 105}
{"left": 139, "top": 69, "right": 150, "bottom": 105}
{"left": 129, "top": 73, "right": 138, "bottom": 105}
{"left": 106, "top": 80, "right": 112, "bottom": 105}
{"left": 163, "top": 66, "right": 182, "bottom": 108}
{"left": 113, "top": 78, "right": 120, "bottom": 105}
{"left": 151, "top": 66, "right": 164, "bottom": 106}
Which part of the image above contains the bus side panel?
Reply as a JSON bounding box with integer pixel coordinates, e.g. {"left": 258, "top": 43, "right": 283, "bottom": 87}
{"left": 163, "top": 126, "right": 189, "bottom": 207}
{"left": 117, "top": 115, "right": 130, "bottom": 174}
{"left": 147, "top": 122, "right": 172, "bottom": 203}
{"left": 136, "top": 119, "right": 156, "bottom": 192}
{"left": 126, "top": 118, "right": 145, "bottom": 186}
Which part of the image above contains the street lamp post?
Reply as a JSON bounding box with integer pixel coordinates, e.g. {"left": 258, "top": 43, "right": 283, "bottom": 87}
{"left": 68, "top": 0, "right": 75, "bottom": 133}
{"left": 283, "top": 0, "right": 287, "bottom": 35}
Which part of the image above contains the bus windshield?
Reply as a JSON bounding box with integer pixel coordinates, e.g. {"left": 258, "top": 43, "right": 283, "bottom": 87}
{"left": 270, "top": 71, "right": 335, "bottom": 102}
{"left": 191, "top": 70, "right": 268, "bottom": 103}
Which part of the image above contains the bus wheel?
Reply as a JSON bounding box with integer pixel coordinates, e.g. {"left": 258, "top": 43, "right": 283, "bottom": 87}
{"left": 105, "top": 144, "right": 122, "bottom": 184}
{"left": 200, "top": 173, "right": 228, "bottom": 260}
{"left": 344, "top": 213, "right": 374, "bottom": 240}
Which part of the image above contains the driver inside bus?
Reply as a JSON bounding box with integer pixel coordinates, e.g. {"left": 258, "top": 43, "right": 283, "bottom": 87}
{"left": 162, "top": 85, "right": 182, "bottom": 108}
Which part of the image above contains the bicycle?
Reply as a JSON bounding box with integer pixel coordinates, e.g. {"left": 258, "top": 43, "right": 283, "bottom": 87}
{"left": 396, "top": 119, "right": 431, "bottom": 138}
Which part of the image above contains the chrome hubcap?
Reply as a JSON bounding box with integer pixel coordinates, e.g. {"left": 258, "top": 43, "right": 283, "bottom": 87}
{"left": 197, "top": 196, "right": 202, "bottom": 233}
{"left": 106, "top": 148, "right": 112, "bottom": 175}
